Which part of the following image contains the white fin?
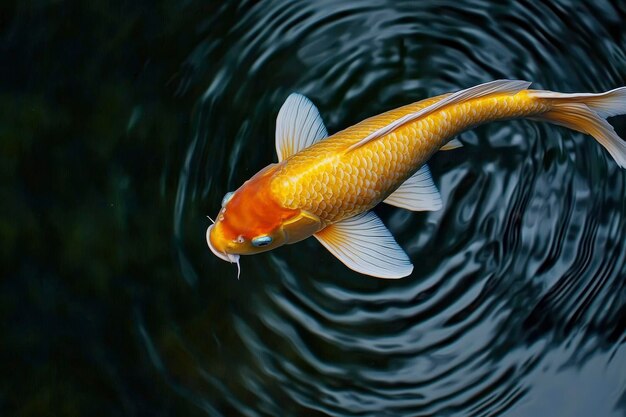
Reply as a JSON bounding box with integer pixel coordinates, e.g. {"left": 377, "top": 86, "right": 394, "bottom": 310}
{"left": 347, "top": 80, "right": 531, "bottom": 151}
{"left": 530, "top": 87, "right": 626, "bottom": 118}
{"left": 529, "top": 87, "right": 626, "bottom": 168}
{"left": 384, "top": 165, "right": 442, "bottom": 211}
{"left": 314, "top": 211, "right": 413, "bottom": 279}
{"left": 440, "top": 138, "right": 463, "bottom": 151}
{"left": 275, "top": 93, "right": 328, "bottom": 162}
{"left": 532, "top": 103, "right": 626, "bottom": 168}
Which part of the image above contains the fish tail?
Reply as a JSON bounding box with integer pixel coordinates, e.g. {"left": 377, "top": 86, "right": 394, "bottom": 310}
{"left": 529, "top": 87, "right": 626, "bottom": 168}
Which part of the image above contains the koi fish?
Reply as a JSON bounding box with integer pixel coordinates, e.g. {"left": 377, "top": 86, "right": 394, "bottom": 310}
{"left": 207, "top": 80, "right": 626, "bottom": 278}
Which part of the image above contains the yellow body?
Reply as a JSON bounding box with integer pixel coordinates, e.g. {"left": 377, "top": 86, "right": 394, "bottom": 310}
{"left": 271, "top": 91, "right": 549, "bottom": 225}
{"left": 207, "top": 80, "right": 626, "bottom": 278}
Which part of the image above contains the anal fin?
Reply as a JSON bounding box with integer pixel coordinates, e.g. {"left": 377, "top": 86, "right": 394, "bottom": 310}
{"left": 440, "top": 138, "right": 463, "bottom": 151}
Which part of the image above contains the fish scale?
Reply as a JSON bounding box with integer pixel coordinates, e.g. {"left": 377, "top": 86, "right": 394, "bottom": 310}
{"left": 271, "top": 91, "right": 549, "bottom": 224}
{"left": 207, "top": 80, "right": 626, "bottom": 279}
{"left": 208, "top": 80, "right": 626, "bottom": 278}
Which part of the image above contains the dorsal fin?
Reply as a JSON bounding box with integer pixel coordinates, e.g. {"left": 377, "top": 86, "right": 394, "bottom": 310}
{"left": 347, "top": 80, "right": 531, "bottom": 152}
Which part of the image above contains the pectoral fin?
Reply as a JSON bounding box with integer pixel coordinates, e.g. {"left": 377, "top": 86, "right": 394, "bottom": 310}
{"left": 281, "top": 210, "right": 322, "bottom": 244}
{"left": 314, "top": 211, "right": 413, "bottom": 279}
{"left": 383, "top": 165, "right": 442, "bottom": 211}
{"left": 275, "top": 93, "right": 328, "bottom": 161}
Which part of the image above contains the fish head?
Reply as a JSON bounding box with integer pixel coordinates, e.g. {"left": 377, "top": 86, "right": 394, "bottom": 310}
{"left": 206, "top": 164, "right": 322, "bottom": 262}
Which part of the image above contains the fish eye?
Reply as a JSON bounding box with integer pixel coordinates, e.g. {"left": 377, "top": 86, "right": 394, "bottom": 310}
{"left": 252, "top": 235, "right": 273, "bottom": 247}
{"left": 221, "top": 191, "right": 234, "bottom": 207}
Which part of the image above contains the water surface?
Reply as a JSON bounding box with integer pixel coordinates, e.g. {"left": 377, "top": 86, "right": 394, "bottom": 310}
{"left": 2, "top": 1, "right": 625, "bottom": 416}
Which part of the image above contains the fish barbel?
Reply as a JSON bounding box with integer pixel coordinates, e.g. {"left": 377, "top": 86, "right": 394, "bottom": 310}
{"left": 207, "top": 80, "right": 626, "bottom": 278}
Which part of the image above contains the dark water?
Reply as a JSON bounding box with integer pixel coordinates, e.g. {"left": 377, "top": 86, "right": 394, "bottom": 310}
{"left": 3, "top": 1, "right": 626, "bottom": 416}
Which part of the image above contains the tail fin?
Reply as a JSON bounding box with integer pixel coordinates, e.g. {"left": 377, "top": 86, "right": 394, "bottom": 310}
{"left": 530, "top": 87, "right": 626, "bottom": 168}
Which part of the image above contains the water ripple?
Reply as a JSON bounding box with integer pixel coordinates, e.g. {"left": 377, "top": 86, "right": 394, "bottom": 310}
{"left": 158, "top": 0, "right": 626, "bottom": 415}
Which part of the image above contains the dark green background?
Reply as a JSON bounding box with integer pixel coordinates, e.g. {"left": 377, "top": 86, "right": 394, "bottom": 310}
{"left": 2, "top": 1, "right": 625, "bottom": 416}
{"left": 1, "top": 2, "right": 216, "bottom": 415}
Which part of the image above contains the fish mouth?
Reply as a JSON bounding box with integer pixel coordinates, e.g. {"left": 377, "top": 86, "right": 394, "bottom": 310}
{"left": 206, "top": 225, "right": 240, "bottom": 264}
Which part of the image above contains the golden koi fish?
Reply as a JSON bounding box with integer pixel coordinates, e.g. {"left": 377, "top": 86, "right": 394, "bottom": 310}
{"left": 207, "top": 80, "right": 626, "bottom": 278}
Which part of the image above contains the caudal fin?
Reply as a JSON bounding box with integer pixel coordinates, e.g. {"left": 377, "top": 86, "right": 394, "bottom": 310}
{"left": 530, "top": 87, "right": 626, "bottom": 168}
